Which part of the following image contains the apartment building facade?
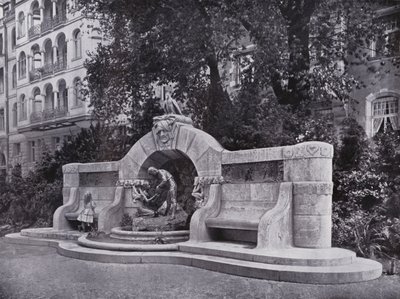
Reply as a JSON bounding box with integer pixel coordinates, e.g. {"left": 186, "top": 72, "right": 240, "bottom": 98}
{"left": 0, "top": 0, "right": 101, "bottom": 178}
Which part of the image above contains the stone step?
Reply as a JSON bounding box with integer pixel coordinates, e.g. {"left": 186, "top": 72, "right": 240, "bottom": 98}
{"left": 179, "top": 241, "right": 356, "bottom": 266}
{"left": 20, "top": 228, "right": 83, "bottom": 240}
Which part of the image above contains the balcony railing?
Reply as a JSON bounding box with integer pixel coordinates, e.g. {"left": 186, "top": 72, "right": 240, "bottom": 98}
{"left": 53, "top": 13, "right": 67, "bottom": 27}
{"left": 28, "top": 25, "right": 41, "bottom": 39}
{"left": 29, "top": 58, "right": 68, "bottom": 82}
{"left": 30, "top": 111, "right": 43, "bottom": 123}
{"left": 54, "top": 57, "right": 67, "bottom": 73}
{"left": 29, "top": 69, "right": 41, "bottom": 82}
{"left": 42, "top": 63, "right": 54, "bottom": 77}
{"left": 28, "top": 13, "right": 67, "bottom": 40}
{"left": 30, "top": 106, "right": 68, "bottom": 123}
{"left": 41, "top": 18, "right": 53, "bottom": 33}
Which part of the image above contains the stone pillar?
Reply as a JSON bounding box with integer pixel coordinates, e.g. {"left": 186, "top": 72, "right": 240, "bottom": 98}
{"left": 40, "top": 94, "right": 46, "bottom": 111}
{"left": 283, "top": 141, "right": 333, "bottom": 248}
{"left": 53, "top": 91, "right": 59, "bottom": 109}
{"left": 40, "top": 50, "right": 45, "bottom": 67}
{"left": 27, "top": 55, "right": 32, "bottom": 71}
{"left": 27, "top": 13, "right": 32, "bottom": 30}
{"left": 52, "top": 0, "right": 57, "bottom": 18}
{"left": 28, "top": 97, "right": 33, "bottom": 117}
{"left": 52, "top": 46, "right": 57, "bottom": 64}
{"left": 39, "top": 6, "right": 44, "bottom": 22}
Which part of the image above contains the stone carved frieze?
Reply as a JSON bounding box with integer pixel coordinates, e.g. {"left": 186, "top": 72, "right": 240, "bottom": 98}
{"left": 63, "top": 164, "right": 79, "bottom": 173}
{"left": 222, "top": 161, "right": 283, "bottom": 183}
{"left": 116, "top": 179, "right": 150, "bottom": 188}
{"left": 283, "top": 143, "right": 333, "bottom": 159}
{"left": 80, "top": 172, "right": 119, "bottom": 187}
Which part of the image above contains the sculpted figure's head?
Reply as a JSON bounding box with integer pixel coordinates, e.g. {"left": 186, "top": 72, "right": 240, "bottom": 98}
{"left": 148, "top": 167, "right": 158, "bottom": 176}
{"left": 154, "top": 120, "right": 172, "bottom": 144}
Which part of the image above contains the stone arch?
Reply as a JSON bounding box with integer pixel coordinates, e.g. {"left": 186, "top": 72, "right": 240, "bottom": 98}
{"left": 120, "top": 124, "right": 224, "bottom": 180}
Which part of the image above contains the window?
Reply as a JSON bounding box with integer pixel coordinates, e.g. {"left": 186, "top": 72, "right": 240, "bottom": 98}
{"left": 18, "top": 52, "right": 26, "bottom": 79}
{"left": 53, "top": 137, "right": 61, "bottom": 152}
{"left": 0, "top": 68, "right": 4, "bottom": 94}
{"left": 11, "top": 27, "right": 16, "bottom": 51}
{"left": 0, "top": 34, "right": 3, "bottom": 55}
{"left": 12, "top": 103, "right": 17, "bottom": 127}
{"left": 12, "top": 65, "right": 16, "bottom": 89}
{"left": 73, "top": 77, "right": 82, "bottom": 106}
{"left": 372, "top": 96, "right": 399, "bottom": 135}
{"left": 0, "top": 109, "right": 4, "bottom": 131}
{"left": 73, "top": 30, "right": 82, "bottom": 59}
{"left": 12, "top": 143, "right": 21, "bottom": 157}
{"left": 19, "top": 94, "right": 27, "bottom": 121}
{"left": 30, "top": 141, "right": 36, "bottom": 162}
{"left": 18, "top": 12, "right": 25, "bottom": 38}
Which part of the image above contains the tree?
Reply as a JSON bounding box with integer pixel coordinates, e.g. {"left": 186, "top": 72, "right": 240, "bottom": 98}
{"left": 78, "top": 0, "right": 382, "bottom": 134}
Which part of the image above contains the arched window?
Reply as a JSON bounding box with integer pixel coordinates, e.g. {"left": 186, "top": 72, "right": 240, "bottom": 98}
{"left": 12, "top": 103, "right": 17, "bottom": 127}
{"left": 0, "top": 109, "right": 4, "bottom": 131}
{"left": 18, "top": 52, "right": 26, "bottom": 79}
{"left": 73, "top": 29, "right": 82, "bottom": 59}
{"left": 12, "top": 65, "right": 16, "bottom": 89}
{"left": 11, "top": 27, "right": 16, "bottom": 51}
{"left": 18, "top": 12, "right": 25, "bottom": 38}
{"left": 372, "top": 96, "right": 399, "bottom": 135}
{"left": 20, "top": 94, "right": 27, "bottom": 121}
{"left": 73, "top": 77, "right": 82, "bottom": 106}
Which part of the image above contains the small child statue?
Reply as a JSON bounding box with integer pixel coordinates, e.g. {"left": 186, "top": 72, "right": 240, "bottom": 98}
{"left": 77, "top": 193, "right": 96, "bottom": 232}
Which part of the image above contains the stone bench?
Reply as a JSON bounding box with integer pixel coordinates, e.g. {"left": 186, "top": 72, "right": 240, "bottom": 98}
{"left": 64, "top": 200, "right": 112, "bottom": 221}
{"left": 204, "top": 182, "right": 282, "bottom": 242}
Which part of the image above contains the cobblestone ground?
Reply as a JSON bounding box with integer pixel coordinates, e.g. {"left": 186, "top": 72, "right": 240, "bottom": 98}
{"left": 0, "top": 238, "right": 399, "bottom": 299}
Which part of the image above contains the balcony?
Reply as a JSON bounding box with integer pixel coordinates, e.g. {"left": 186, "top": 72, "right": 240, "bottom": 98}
{"left": 29, "top": 58, "right": 68, "bottom": 82}
{"left": 29, "top": 69, "right": 41, "bottom": 82}
{"left": 53, "top": 13, "right": 67, "bottom": 27}
{"left": 30, "top": 106, "right": 68, "bottom": 124}
{"left": 53, "top": 57, "right": 67, "bottom": 73}
{"left": 29, "top": 13, "right": 67, "bottom": 40}
{"left": 28, "top": 25, "right": 41, "bottom": 39}
{"left": 42, "top": 63, "right": 54, "bottom": 77}
{"left": 41, "top": 18, "right": 53, "bottom": 34}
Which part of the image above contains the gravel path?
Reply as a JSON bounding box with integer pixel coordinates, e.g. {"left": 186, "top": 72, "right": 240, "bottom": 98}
{"left": 0, "top": 238, "right": 399, "bottom": 299}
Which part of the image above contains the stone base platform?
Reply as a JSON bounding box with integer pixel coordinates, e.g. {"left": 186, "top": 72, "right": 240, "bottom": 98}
{"left": 20, "top": 227, "right": 84, "bottom": 240}
{"left": 110, "top": 227, "right": 189, "bottom": 243}
{"left": 4, "top": 231, "right": 382, "bottom": 284}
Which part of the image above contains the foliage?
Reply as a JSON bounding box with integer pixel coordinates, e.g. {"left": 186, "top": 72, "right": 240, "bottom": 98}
{"left": 77, "top": 0, "right": 385, "bottom": 143}
{"left": 120, "top": 213, "right": 133, "bottom": 229}
{"left": 0, "top": 124, "right": 131, "bottom": 227}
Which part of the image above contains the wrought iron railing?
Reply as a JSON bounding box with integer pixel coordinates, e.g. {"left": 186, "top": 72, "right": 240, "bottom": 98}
{"left": 30, "top": 111, "right": 43, "bottom": 123}
{"left": 41, "top": 18, "right": 53, "bottom": 33}
{"left": 30, "top": 106, "right": 68, "bottom": 123}
{"left": 28, "top": 25, "right": 41, "bottom": 39}
{"left": 53, "top": 57, "right": 67, "bottom": 73}
{"left": 53, "top": 13, "right": 67, "bottom": 27}
{"left": 42, "top": 63, "right": 54, "bottom": 77}
{"left": 29, "top": 69, "right": 41, "bottom": 82}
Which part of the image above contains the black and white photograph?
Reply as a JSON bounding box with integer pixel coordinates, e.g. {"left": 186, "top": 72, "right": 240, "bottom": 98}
{"left": 0, "top": 0, "right": 399, "bottom": 298}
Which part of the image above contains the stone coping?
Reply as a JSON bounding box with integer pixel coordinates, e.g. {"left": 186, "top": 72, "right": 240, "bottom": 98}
{"left": 222, "top": 141, "right": 333, "bottom": 165}
{"left": 63, "top": 161, "right": 120, "bottom": 174}
{"left": 179, "top": 241, "right": 356, "bottom": 267}
{"left": 110, "top": 227, "right": 189, "bottom": 237}
{"left": 78, "top": 235, "right": 179, "bottom": 251}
